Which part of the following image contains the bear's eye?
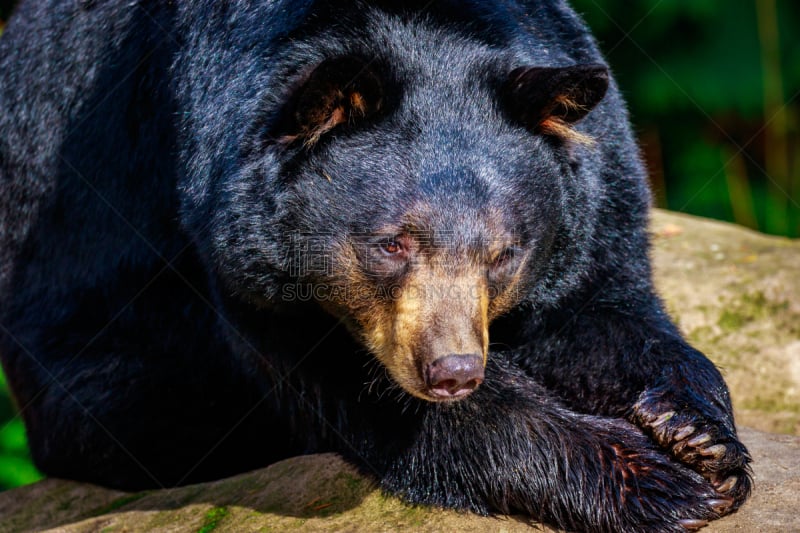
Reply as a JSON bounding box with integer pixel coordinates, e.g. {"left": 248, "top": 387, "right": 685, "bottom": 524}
{"left": 362, "top": 233, "right": 413, "bottom": 277}
{"left": 383, "top": 240, "right": 401, "bottom": 254}
{"left": 373, "top": 234, "right": 414, "bottom": 264}
{"left": 380, "top": 237, "right": 406, "bottom": 256}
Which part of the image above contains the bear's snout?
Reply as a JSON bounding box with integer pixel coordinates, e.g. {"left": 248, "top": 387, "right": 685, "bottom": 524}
{"left": 425, "top": 353, "right": 484, "bottom": 399}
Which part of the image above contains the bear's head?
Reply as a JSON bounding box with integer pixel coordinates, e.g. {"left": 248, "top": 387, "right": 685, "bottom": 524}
{"left": 188, "top": 14, "right": 609, "bottom": 402}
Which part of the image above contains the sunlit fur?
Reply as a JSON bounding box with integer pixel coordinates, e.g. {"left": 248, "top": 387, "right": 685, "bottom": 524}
{"left": 329, "top": 248, "right": 492, "bottom": 401}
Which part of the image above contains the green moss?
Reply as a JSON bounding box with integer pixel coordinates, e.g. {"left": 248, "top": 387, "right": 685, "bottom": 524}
{"left": 687, "top": 325, "right": 716, "bottom": 344}
{"left": 279, "top": 470, "right": 373, "bottom": 519}
{"left": 92, "top": 493, "right": 147, "bottom": 516}
{"left": 397, "top": 505, "right": 429, "bottom": 527}
{"left": 57, "top": 499, "right": 74, "bottom": 512}
{"left": 195, "top": 506, "right": 230, "bottom": 533}
{"left": 772, "top": 416, "right": 800, "bottom": 435}
{"left": 718, "top": 309, "right": 747, "bottom": 331}
{"left": 341, "top": 472, "right": 363, "bottom": 492}
{"left": 742, "top": 396, "right": 800, "bottom": 414}
{"left": 716, "top": 291, "right": 786, "bottom": 332}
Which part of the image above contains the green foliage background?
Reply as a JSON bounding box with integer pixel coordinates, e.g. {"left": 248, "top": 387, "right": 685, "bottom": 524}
{"left": 572, "top": 0, "right": 800, "bottom": 237}
{"left": 0, "top": 0, "right": 46, "bottom": 492}
{"left": 0, "top": 373, "right": 41, "bottom": 489}
{"left": 0, "top": 1, "right": 798, "bottom": 491}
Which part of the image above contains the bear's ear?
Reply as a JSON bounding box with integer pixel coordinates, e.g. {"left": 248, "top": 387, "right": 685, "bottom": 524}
{"left": 278, "top": 57, "right": 384, "bottom": 147}
{"left": 504, "top": 64, "right": 608, "bottom": 143}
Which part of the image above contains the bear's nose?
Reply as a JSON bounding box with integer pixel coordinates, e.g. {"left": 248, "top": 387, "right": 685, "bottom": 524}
{"left": 425, "top": 354, "right": 484, "bottom": 399}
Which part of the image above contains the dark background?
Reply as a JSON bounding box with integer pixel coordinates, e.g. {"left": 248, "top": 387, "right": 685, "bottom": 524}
{"left": 1, "top": 0, "right": 798, "bottom": 490}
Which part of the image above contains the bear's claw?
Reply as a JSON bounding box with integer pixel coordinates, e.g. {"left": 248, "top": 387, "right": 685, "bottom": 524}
{"left": 631, "top": 394, "right": 752, "bottom": 510}
{"left": 705, "top": 497, "right": 734, "bottom": 514}
{"left": 679, "top": 518, "right": 709, "bottom": 530}
{"left": 714, "top": 475, "right": 738, "bottom": 493}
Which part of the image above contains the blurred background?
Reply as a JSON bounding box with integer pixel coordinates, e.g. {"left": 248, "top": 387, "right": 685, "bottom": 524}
{"left": 572, "top": 0, "right": 800, "bottom": 238}
{"left": 0, "top": 1, "right": 798, "bottom": 491}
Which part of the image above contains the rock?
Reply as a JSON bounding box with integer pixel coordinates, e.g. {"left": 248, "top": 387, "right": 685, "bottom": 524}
{"left": 650, "top": 210, "right": 800, "bottom": 435}
{"left": 1, "top": 210, "right": 798, "bottom": 532}
{"left": 0, "top": 452, "right": 544, "bottom": 532}
{"left": 0, "top": 427, "right": 797, "bottom": 532}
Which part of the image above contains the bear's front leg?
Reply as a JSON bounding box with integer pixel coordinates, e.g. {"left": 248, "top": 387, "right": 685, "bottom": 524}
{"left": 511, "top": 300, "right": 752, "bottom": 509}
{"left": 361, "top": 358, "right": 733, "bottom": 533}
{"left": 629, "top": 343, "right": 752, "bottom": 507}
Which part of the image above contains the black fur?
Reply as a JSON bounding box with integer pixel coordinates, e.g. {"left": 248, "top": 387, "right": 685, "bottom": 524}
{"left": 0, "top": 1, "right": 751, "bottom": 531}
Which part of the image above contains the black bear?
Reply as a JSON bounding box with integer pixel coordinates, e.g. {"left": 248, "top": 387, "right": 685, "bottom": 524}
{"left": 0, "top": 1, "right": 751, "bottom": 531}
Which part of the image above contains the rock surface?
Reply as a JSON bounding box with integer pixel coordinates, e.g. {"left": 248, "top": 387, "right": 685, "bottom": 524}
{"left": 0, "top": 427, "right": 797, "bottom": 533}
{"left": 1, "top": 210, "right": 798, "bottom": 532}
{"left": 651, "top": 210, "right": 800, "bottom": 435}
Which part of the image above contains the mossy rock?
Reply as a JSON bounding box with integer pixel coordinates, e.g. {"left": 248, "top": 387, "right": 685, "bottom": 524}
{"left": 651, "top": 210, "right": 800, "bottom": 435}
{"left": 0, "top": 429, "right": 798, "bottom": 532}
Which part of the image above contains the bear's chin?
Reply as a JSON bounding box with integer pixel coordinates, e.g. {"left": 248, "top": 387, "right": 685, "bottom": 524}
{"left": 398, "top": 381, "right": 481, "bottom": 403}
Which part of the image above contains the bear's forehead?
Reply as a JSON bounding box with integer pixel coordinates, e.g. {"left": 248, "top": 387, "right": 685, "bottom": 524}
{"left": 296, "top": 7, "right": 568, "bottom": 89}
